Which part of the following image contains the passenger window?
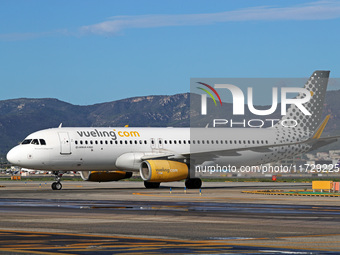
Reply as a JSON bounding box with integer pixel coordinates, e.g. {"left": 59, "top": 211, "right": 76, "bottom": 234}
{"left": 105, "top": 141, "right": 108, "bottom": 145}
{"left": 110, "top": 140, "right": 113, "bottom": 144}
{"left": 179, "top": 140, "right": 181, "bottom": 144}
{"left": 125, "top": 141, "right": 128, "bottom": 144}
{"left": 85, "top": 141, "right": 88, "bottom": 145}
{"left": 188, "top": 140, "right": 190, "bottom": 144}
{"left": 80, "top": 141, "right": 83, "bottom": 145}
{"left": 90, "top": 141, "right": 93, "bottom": 145}
{"left": 144, "top": 140, "right": 147, "bottom": 144}
{"left": 134, "top": 140, "right": 137, "bottom": 144}
{"left": 39, "top": 139, "right": 46, "bottom": 145}
{"left": 183, "top": 140, "right": 186, "bottom": 144}
{"left": 75, "top": 141, "right": 78, "bottom": 145}
{"left": 115, "top": 141, "right": 118, "bottom": 144}
{"left": 31, "top": 139, "right": 39, "bottom": 145}
{"left": 130, "top": 140, "right": 132, "bottom": 144}
{"left": 174, "top": 140, "right": 177, "bottom": 144}
{"left": 95, "top": 141, "right": 98, "bottom": 145}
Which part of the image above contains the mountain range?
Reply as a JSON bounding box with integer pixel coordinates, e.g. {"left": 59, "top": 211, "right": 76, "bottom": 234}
{"left": 1, "top": 90, "right": 340, "bottom": 158}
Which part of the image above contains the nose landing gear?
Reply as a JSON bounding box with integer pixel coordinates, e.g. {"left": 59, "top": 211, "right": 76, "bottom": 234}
{"left": 51, "top": 171, "right": 63, "bottom": 190}
{"left": 51, "top": 181, "right": 62, "bottom": 190}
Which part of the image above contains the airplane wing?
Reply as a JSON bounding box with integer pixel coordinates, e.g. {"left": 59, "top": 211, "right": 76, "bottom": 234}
{"left": 141, "top": 153, "right": 176, "bottom": 160}
{"left": 182, "top": 139, "right": 311, "bottom": 162}
{"left": 304, "top": 114, "right": 340, "bottom": 151}
{"left": 306, "top": 137, "right": 339, "bottom": 152}
{"left": 183, "top": 115, "right": 340, "bottom": 162}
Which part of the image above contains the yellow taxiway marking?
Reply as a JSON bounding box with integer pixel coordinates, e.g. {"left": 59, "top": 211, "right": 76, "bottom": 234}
{"left": 2, "top": 229, "right": 340, "bottom": 253}
{"left": 0, "top": 248, "right": 73, "bottom": 255}
{"left": 132, "top": 191, "right": 328, "bottom": 202}
{"left": 243, "top": 190, "right": 340, "bottom": 197}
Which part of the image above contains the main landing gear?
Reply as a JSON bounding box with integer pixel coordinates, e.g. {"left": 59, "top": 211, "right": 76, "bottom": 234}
{"left": 144, "top": 181, "right": 160, "bottom": 189}
{"left": 51, "top": 171, "right": 63, "bottom": 190}
{"left": 144, "top": 179, "right": 202, "bottom": 189}
{"left": 185, "top": 178, "right": 202, "bottom": 189}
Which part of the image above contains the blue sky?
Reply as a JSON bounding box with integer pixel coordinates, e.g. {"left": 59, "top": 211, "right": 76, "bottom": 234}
{"left": 1, "top": 0, "right": 340, "bottom": 105}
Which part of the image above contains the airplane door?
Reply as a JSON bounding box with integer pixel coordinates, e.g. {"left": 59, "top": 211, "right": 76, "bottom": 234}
{"left": 58, "top": 132, "right": 71, "bottom": 155}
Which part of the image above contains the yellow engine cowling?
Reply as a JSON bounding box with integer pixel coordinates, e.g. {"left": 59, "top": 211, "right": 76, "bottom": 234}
{"left": 80, "top": 171, "right": 132, "bottom": 182}
{"left": 140, "top": 160, "right": 189, "bottom": 182}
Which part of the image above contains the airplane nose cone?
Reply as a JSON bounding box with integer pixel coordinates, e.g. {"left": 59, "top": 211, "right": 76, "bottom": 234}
{"left": 7, "top": 147, "right": 20, "bottom": 165}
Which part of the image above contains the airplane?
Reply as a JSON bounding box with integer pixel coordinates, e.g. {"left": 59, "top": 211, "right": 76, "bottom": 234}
{"left": 6, "top": 70, "right": 339, "bottom": 190}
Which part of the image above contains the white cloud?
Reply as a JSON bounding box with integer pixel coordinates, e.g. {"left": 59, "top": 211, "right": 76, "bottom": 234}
{"left": 1, "top": 1, "right": 340, "bottom": 41}
{"left": 80, "top": 1, "right": 340, "bottom": 35}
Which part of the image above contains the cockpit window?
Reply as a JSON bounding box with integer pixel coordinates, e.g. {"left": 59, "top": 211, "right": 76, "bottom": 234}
{"left": 31, "top": 139, "right": 39, "bottom": 145}
{"left": 21, "top": 139, "right": 32, "bottom": 145}
{"left": 21, "top": 138, "right": 46, "bottom": 145}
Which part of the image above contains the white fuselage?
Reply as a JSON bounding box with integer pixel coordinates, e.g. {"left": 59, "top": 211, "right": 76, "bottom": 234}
{"left": 6, "top": 126, "right": 309, "bottom": 172}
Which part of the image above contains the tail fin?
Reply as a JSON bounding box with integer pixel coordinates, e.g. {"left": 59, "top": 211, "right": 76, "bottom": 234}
{"left": 276, "top": 70, "right": 329, "bottom": 133}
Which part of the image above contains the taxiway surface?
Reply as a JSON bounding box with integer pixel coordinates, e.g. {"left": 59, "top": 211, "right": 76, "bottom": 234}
{"left": 1, "top": 181, "right": 340, "bottom": 254}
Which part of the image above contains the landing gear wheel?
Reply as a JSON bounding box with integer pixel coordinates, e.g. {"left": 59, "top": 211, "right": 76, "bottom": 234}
{"left": 51, "top": 171, "right": 63, "bottom": 190}
{"left": 144, "top": 181, "right": 160, "bottom": 189}
{"left": 185, "top": 178, "right": 202, "bottom": 189}
{"left": 51, "top": 182, "right": 62, "bottom": 190}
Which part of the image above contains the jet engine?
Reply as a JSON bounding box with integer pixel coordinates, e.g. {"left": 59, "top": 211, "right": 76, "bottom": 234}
{"left": 140, "top": 160, "right": 188, "bottom": 182}
{"left": 80, "top": 171, "right": 132, "bottom": 182}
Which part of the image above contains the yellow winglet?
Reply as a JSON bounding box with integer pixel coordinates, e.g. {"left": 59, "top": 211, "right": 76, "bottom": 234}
{"left": 124, "top": 125, "right": 129, "bottom": 127}
{"left": 313, "top": 115, "right": 330, "bottom": 139}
